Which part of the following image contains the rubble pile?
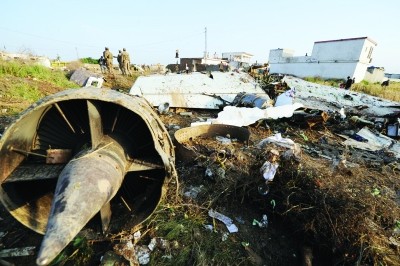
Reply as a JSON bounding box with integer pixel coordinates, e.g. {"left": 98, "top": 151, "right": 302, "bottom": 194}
{"left": 154, "top": 73, "right": 400, "bottom": 264}
{"left": 159, "top": 102, "right": 400, "bottom": 264}
{"left": 0, "top": 72, "right": 399, "bottom": 265}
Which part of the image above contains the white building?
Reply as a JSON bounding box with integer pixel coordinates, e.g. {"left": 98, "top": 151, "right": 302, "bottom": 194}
{"left": 268, "top": 37, "right": 377, "bottom": 82}
{"left": 177, "top": 51, "right": 253, "bottom": 72}
{"left": 0, "top": 51, "right": 51, "bottom": 68}
{"left": 364, "top": 66, "right": 385, "bottom": 83}
{"left": 222, "top": 52, "right": 253, "bottom": 69}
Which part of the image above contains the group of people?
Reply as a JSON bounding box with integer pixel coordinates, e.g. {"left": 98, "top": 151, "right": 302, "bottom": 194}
{"left": 98, "top": 47, "right": 132, "bottom": 76}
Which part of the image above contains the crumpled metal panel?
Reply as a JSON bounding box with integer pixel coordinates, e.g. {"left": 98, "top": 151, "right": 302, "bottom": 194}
{"left": 174, "top": 124, "right": 250, "bottom": 162}
{"left": 129, "top": 72, "right": 270, "bottom": 109}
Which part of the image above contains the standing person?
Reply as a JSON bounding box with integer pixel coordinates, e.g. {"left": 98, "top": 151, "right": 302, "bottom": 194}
{"left": 344, "top": 76, "right": 352, "bottom": 90}
{"left": 98, "top": 56, "right": 107, "bottom": 74}
{"left": 121, "top": 48, "right": 132, "bottom": 76}
{"left": 219, "top": 61, "right": 224, "bottom": 72}
{"left": 116, "top": 50, "right": 125, "bottom": 75}
{"left": 103, "top": 47, "right": 114, "bottom": 74}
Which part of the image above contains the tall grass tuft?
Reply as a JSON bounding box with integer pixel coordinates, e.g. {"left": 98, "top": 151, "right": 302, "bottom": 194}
{"left": 0, "top": 59, "right": 76, "bottom": 88}
{"left": 351, "top": 82, "right": 400, "bottom": 102}
{"left": 304, "top": 76, "right": 343, "bottom": 87}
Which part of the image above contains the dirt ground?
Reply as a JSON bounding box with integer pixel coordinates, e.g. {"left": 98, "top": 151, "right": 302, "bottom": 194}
{"left": 0, "top": 74, "right": 399, "bottom": 265}
{"left": 0, "top": 109, "right": 306, "bottom": 266}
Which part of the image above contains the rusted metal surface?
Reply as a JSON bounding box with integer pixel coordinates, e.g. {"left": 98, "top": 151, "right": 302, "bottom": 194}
{"left": 0, "top": 87, "right": 176, "bottom": 265}
{"left": 174, "top": 124, "right": 250, "bottom": 162}
{"left": 45, "top": 149, "right": 72, "bottom": 164}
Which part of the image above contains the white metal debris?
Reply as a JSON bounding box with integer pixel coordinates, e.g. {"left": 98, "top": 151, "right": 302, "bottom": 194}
{"left": 70, "top": 68, "right": 103, "bottom": 88}
{"left": 342, "top": 127, "right": 400, "bottom": 158}
{"left": 129, "top": 72, "right": 269, "bottom": 109}
{"left": 283, "top": 76, "right": 400, "bottom": 117}
{"left": 0, "top": 247, "right": 35, "bottom": 258}
{"left": 191, "top": 103, "right": 303, "bottom": 127}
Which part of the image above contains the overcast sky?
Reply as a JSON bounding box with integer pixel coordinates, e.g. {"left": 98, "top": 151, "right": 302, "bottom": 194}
{"left": 1, "top": 0, "right": 399, "bottom": 73}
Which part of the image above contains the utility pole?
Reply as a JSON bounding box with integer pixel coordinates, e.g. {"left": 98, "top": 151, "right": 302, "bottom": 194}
{"left": 204, "top": 27, "right": 207, "bottom": 60}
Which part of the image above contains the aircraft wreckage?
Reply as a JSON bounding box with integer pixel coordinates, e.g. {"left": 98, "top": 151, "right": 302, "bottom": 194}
{"left": 1, "top": 71, "right": 400, "bottom": 265}
{"left": 129, "top": 71, "right": 268, "bottom": 109}
{"left": 130, "top": 72, "right": 400, "bottom": 118}
{"left": 0, "top": 88, "right": 176, "bottom": 265}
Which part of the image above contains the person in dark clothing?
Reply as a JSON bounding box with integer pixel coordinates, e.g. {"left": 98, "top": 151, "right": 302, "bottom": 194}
{"left": 98, "top": 56, "right": 107, "bottom": 74}
{"left": 381, "top": 80, "right": 390, "bottom": 87}
{"left": 116, "top": 50, "right": 125, "bottom": 75}
{"left": 344, "top": 76, "right": 352, "bottom": 90}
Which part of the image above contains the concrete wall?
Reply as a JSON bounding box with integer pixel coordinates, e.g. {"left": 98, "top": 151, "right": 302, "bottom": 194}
{"left": 364, "top": 67, "right": 385, "bottom": 83}
{"left": 268, "top": 37, "right": 377, "bottom": 82}
{"left": 0, "top": 51, "right": 51, "bottom": 68}
{"left": 268, "top": 49, "right": 295, "bottom": 63}
{"left": 270, "top": 61, "right": 357, "bottom": 80}
{"left": 312, "top": 38, "right": 366, "bottom": 62}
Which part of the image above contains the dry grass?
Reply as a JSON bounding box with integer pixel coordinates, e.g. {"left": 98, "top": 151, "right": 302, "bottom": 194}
{"left": 267, "top": 136, "right": 400, "bottom": 265}
{"left": 151, "top": 115, "right": 400, "bottom": 265}
{"left": 352, "top": 82, "right": 400, "bottom": 102}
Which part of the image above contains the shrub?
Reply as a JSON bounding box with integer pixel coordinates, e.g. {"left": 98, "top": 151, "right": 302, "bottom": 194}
{"left": 80, "top": 57, "right": 99, "bottom": 64}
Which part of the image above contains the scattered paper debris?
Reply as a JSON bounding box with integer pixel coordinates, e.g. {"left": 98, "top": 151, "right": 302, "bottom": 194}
{"left": 208, "top": 209, "right": 238, "bottom": 233}
{"left": 260, "top": 161, "right": 279, "bottom": 182}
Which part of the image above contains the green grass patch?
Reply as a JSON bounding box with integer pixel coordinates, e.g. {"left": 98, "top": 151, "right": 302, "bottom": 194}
{"left": 49, "top": 236, "right": 94, "bottom": 266}
{"left": 80, "top": 57, "right": 99, "bottom": 64}
{"left": 0, "top": 59, "right": 76, "bottom": 88}
{"left": 0, "top": 59, "right": 78, "bottom": 114}
{"left": 145, "top": 203, "right": 249, "bottom": 266}
{"left": 303, "top": 76, "right": 343, "bottom": 87}
{"left": 5, "top": 83, "right": 43, "bottom": 102}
